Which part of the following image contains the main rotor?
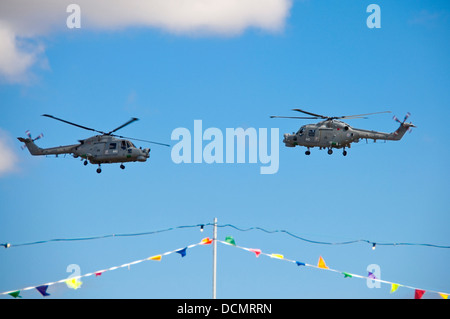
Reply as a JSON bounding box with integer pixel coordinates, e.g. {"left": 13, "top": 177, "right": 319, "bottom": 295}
{"left": 270, "top": 108, "right": 391, "bottom": 121}
{"left": 42, "top": 114, "right": 170, "bottom": 147}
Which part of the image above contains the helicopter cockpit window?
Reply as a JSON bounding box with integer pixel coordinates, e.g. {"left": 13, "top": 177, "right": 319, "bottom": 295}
{"left": 308, "top": 129, "right": 316, "bottom": 137}
{"left": 126, "top": 141, "right": 135, "bottom": 148}
{"left": 121, "top": 141, "right": 127, "bottom": 150}
{"left": 109, "top": 143, "right": 117, "bottom": 150}
{"left": 297, "top": 128, "right": 305, "bottom": 136}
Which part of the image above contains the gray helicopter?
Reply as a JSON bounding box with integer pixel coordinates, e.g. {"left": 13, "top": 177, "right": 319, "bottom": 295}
{"left": 18, "top": 114, "right": 169, "bottom": 173}
{"left": 271, "top": 109, "right": 415, "bottom": 156}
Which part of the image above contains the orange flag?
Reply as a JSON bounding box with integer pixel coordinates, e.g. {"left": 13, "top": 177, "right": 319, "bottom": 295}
{"left": 200, "top": 237, "right": 213, "bottom": 245}
{"left": 317, "top": 256, "right": 329, "bottom": 269}
{"left": 148, "top": 255, "right": 162, "bottom": 261}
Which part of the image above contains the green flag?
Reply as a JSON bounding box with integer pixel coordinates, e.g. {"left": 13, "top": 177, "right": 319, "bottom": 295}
{"left": 225, "top": 236, "right": 236, "bottom": 246}
{"left": 8, "top": 290, "right": 22, "bottom": 298}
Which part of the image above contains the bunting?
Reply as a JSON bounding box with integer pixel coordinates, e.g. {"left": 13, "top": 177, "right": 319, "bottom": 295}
{"left": 65, "top": 278, "right": 82, "bottom": 290}
{"left": 415, "top": 289, "right": 426, "bottom": 300}
{"left": 317, "top": 256, "right": 329, "bottom": 269}
{"left": 218, "top": 237, "right": 450, "bottom": 299}
{"left": 36, "top": 285, "right": 50, "bottom": 297}
{"left": 0, "top": 237, "right": 211, "bottom": 299}
{"left": 390, "top": 283, "right": 400, "bottom": 294}
{"left": 2, "top": 235, "right": 449, "bottom": 299}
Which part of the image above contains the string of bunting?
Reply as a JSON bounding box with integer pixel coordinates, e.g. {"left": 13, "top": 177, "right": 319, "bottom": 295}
{"left": 219, "top": 236, "right": 450, "bottom": 300}
{"left": 0, "top": 237, "right": 213, "bottom": 299}
{"left": 2, "top": 235, "right": 449, "bottom": 299}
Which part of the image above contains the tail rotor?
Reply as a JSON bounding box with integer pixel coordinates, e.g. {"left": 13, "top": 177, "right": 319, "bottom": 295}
{"left": 21, "top": 131, "right": 44, "bottom": 149}
{"left": 393, "top": 113, "right": 415, "bottom": 134}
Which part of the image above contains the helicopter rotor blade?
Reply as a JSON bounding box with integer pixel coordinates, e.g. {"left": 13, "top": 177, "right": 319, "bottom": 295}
{"left": 42, "top": 114, "right": 106, "bottom": 135}
{"left": 292, "top": 109, "right": 327, "bottom": 118}
{"left": 107, "top": 117, "right": 139, "bottom": 135}
{"left": 113, "top": 134, "right": 170, "bottom": 147}
{"left": 403, "top": 112, "right": 411, "bottom": 122}
{"left": 270, "top": 116, "right": 321, "bottom": 120}
{"left": 337, "top": 111, "right": 391, "bottom": 119}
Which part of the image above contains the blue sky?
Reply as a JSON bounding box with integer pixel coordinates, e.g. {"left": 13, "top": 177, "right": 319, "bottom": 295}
{"left": 1, "top": 0, "right": 449, "bottom": 299}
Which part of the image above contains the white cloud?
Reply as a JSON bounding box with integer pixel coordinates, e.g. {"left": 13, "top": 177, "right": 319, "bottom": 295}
{"left": 0, "top": 129, "right": 19, "bottom": 176}
{"left": 0, "top": 0, "right": 292, "bottom": 83}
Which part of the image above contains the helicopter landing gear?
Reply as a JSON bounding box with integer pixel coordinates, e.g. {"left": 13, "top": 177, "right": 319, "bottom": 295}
{"left": 83, "top": 160, "right": 88, "bottom": 166}
{"left": 327, "top": 148, "right": 333, "bottom": 155}
{"left": 96, "top": 164, "right": 102, "bottom": 174}
{"left": 120, "top": 164, "right": 125, "bottom": 170}
{"left": 305, "top": 148, "right": 311, "bottom": 155}
{"left": 343, "top": 149, "right": 347, "bottom": 156}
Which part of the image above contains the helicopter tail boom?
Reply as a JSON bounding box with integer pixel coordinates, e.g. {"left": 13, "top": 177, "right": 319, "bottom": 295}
{"left": 18, "top": 137, "right": 79, "bottom": 156}
{"left": 353, "top": 121, "right": 415, "bottom": 142}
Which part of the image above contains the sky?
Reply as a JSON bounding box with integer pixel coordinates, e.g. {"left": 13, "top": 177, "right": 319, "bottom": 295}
{"left": 0, "top": 0, "right": 449, "bottom": 300}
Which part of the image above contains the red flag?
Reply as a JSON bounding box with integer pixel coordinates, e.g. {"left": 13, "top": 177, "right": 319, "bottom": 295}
{"left": 249, "top": 248, "right": 261, "bottom": 257}
{"left": 414, "top": 289, "right": 425, "bottom": 299}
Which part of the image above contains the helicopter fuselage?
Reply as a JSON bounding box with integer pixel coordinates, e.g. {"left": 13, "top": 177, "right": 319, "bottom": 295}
{"left": 282, "top": 119, "right": 413, "bottom": 150}
{"left": 18, "top": 135, "right": 150, "bottom": 164}
{"left": 74, "top": 135, "right": 150, "bottom": 164}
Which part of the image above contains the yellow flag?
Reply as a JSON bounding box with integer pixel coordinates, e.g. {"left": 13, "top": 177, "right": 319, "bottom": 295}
{"left": 148, "top": 255, "right": 162, "bottom": 261}
{"left": 390, "top": 283, "right": 400, "bottom": 293}
{"left": 317, "top": 256, "right": 329, "bottom": 269}
{"left": 439, "top": 293, "right": 449, "bottom": 299}
{"left": 271, "top": 254, "right": 284, "bottom": 259}
{"left": 65, "top": 278, "right": 82, "bottom": 290}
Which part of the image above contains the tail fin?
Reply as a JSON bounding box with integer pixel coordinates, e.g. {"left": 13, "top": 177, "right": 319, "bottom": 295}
{"left": 390, "top": 113, "right": 416, "bottom": 140}
{"left": 17, "top": 137, "right": 44, "bottom": 155}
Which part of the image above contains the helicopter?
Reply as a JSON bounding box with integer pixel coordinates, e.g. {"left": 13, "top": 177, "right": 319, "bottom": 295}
{"left": 270, "top": 109, "right": 415, "bottom": 156}
{"left": 18, "top": 114, "right": 170, "bottom": 173}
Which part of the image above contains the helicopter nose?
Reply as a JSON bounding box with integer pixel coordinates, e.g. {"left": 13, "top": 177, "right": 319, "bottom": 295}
{"left": 136, "top": 148, "right": 150, "bottom": 162}
{"left": 283, "top": 133, "right": 296, "bottom": 147}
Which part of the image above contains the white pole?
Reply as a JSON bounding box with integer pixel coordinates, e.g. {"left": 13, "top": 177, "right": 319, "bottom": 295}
{"left": 212, "top": 217, "right": 217, "bottom": 299}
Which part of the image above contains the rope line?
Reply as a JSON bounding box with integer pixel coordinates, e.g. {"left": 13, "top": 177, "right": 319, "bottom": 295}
{"left": 2, "top": 222, "right": 449, "bottom": 249}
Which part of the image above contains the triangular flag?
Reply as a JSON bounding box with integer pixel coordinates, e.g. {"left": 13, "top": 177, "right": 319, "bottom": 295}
{"left": 414, "top": 289, "right": 426, "bottom": 299}
{"left": 368, "top": 272, "right": 377, "bottom": 280}
{"left": 8, "top": 290, "right": 21, "bottom": 298}
{"left": 36, "top": 285, "right": 50, "bottom": 297}
{"left": 148, "top": 255, "right": 162, "bottom": 261}
{"left": 176, "top": 247, "right": 187, "bottom": 257}
{"left": 342, "top": 272, "right": 353, "bottom": 278}
{"left": 296, "top": 261, "right": 305, "bottom": 267}
{"left": 271, "top": 253, "right": 284, "bottom": 259}
{"left": 439, "top": 293, "right": 449, "bottom": 299}
{"left": 317, "top": 256, "right": 329, "bottom": 269}
{"left": 200, "top": 237, "right": 213, "bottom": 245}
{"left": 249, "top": 248, "right": 261, "bottom": 257}
{"left": 95, "top": 271, "right": 103, "bottom": 277}
{"left": 225, "top": 236, "right": 236, "bottom": 246}
{"left": 65, "top": 278, "right": 82, "bottom": 290}
{"left": 390, "top": 283, "right": 400, "bottom": 293}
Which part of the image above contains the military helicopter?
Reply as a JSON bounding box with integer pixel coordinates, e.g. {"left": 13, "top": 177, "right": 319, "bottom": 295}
{"left": 271, "top": 109, "right": 415, "bottom": 156}
{"left": 18, "top": 114, "right": 170, "bottom": 173}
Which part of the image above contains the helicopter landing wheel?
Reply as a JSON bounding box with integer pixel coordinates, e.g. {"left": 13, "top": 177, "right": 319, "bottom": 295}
{"left": 120, "top": 164, "right": 125, "bottom": 170}
{"left": 305, "top": 149, "right": 311, "bottom": 155}
{"left": 84, "top": 160, "right": 88, "bottom": 166}
{"left": 327, "top": 149, "right": 333, "bottom": 155}
{"left": 343, "top": 150, "right": 347, "bottom": 156}
{"left": 96, "top": 165, "right": 102, "bottom": 174}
